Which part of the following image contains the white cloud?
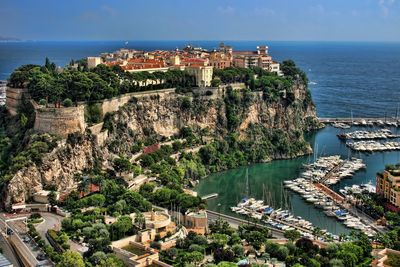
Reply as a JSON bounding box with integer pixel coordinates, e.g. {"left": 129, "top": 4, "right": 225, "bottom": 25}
{"left": 253, "top": 7, "right": 275, "bottom": 16}
{"left": 378, "top": 0, "right": 396, "bottom": 17}
{"left": 101, "top": 5, "right": 118, "bottom": 17}
{"left": 217, "top": 6, "right": 235, "bottom": 15}
{"left": 308, "top": 4, "right": 325, "bottom": 15}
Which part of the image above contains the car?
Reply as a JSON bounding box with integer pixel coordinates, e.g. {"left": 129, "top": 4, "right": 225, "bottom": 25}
{"left": 36, "top": 253, "right": 46, "bottom": 261}
{"left": 23, "top": 236, "right": 31, "bottom": 243}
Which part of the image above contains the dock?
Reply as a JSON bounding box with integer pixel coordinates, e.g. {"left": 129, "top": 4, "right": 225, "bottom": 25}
{"left": 318, "top": 161, "right": 345, "bottom": 184}
{"left": 201, "top": 193, "right": 218, "bottom": 200}
{"left": 319, "top": 117, "right": 399, "bottom": 123}
{"left": 314, "top": 182, "right": 345, "bottom": 203}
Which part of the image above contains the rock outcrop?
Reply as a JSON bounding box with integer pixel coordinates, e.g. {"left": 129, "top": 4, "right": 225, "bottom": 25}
{"left": 3, "top": 81, "right": 318, "bottom": 208}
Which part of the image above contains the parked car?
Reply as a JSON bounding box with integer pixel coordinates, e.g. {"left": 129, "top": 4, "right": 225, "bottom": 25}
{"left": 36, "top": 253, "right": 46, "bottom": 261}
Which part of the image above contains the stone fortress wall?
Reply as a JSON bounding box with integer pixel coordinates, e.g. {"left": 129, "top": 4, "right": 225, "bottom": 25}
{"left": 5, "top": 87, "right": 29, "bottom": 116}
{"left": 5, "top": 85, "right": 245, "bottom": 139}
{"left": 33, "top": 104, "right": 86, "bottom": 138}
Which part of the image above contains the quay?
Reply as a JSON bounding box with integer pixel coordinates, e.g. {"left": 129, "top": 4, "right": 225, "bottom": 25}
{"left": 206, "top": 210, "right": 285, "bottom": 238}
{"left": 201, "top": 193, "right": 218, "bottom": 200}
{"left": 312, "top": 182, "right": 386, "bottom": 234}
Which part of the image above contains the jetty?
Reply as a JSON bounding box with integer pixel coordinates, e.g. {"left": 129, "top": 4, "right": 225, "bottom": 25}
{"left": 201, "top": 193, "right": 218, "bottom": 200}
{"left": 314, "top": 183, "right": 345, "bottom": 203}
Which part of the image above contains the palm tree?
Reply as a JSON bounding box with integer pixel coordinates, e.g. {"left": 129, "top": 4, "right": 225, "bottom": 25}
{"left": 312, "top": 227, "right": 322, "bottom": 240}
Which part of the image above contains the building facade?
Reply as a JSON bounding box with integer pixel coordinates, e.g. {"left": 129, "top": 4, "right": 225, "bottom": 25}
{"left": 186, "top": 65, "right": 213, "bottom": 87}
{"left": 376, "top": 169, "right": 400, "bottom": 209}
{"left": 87, "top": 57, "right": 102, "bottom": 69}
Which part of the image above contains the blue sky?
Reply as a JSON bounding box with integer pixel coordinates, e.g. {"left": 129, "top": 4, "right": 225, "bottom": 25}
{"left": 1, "top": 0, "right": 400, "bottom": 41}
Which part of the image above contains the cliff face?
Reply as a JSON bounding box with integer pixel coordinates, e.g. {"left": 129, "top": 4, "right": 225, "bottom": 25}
{"left": 4, "top": 136, "right": 103, "bottom": 206}
{"left": 3, "top": 81, "right": 318, "bottom": 207}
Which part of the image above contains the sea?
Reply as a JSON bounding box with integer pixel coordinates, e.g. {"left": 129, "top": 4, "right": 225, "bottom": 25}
{"left": 1, "top": 40, "right": 400, "bottom": 234}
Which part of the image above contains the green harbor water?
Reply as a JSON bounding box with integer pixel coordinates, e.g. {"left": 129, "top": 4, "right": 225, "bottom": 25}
{"left": 195, "top": 126, "right": 400, "bottom": 235}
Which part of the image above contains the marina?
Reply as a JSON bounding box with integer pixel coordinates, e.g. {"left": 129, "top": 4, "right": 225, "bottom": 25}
{"left": 320, "top": 118, "right": 400, "bottom": 128}
{"left": 346, "top": 140, "right": 400, "bottom": 152}
{"left": 337, "top": 129, "right": 400, "bottom": 140}
{"left": 196, "top": 125, "right": 400, "bottom": 235}
{"left": 284, "top": 178, "right": 377, "bottom": 236}
{"left": 301, "top": 155, "right": 365, "bottom": 185}
{"left": 230, "top": 197, "right": 337, "bottom": 240}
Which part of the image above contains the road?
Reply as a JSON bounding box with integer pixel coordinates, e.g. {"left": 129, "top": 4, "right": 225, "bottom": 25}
{"left": 1, "top": 212, "right": 58, "bottom": 267}
{"left": 36, "top": 213, "right": 63, "bottom": 245}
{"left": 0, "top": 233, "right": 21, "bottom": 267}
{"left": 206, "top": 210, "right": 285, "bottom": 239}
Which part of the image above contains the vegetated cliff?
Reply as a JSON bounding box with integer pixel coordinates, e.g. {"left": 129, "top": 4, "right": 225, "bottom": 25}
{"left": 2, "top": 79, "right": 319, "bottom": 207}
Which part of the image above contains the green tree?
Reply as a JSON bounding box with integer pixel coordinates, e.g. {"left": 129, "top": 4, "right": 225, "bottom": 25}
{"left": 48, "top": 190, "right": 58, "bottom": 206}
{"left": 57, "top": 250, "right": 85, "bottom": 267}
{"left": 113, "top": 156, "right": 134, "bottom": 176}
{"left": 20, "top": 113, "right": 28, "bottom": 128}
{"left": 329, "top": 258, "right": 345, "bottom": 267}
{"left": 62, "top": 98, "right": 73, "bottom": 107}
{"left": 284, "top": 229, "right": 301, "bottom": 242}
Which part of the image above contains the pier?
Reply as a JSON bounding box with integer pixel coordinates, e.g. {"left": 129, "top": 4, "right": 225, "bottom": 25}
{"left": 318, "top": 117, "right": 400, "bottom": 124}
{"left": 318, "top": 162, "right": 346, "bottom": 184}
{"left": 201, "top": 193, "right": 218, "bottom": 200}
{"left": 314, "top": 183, "right": 345, "bottom": 203}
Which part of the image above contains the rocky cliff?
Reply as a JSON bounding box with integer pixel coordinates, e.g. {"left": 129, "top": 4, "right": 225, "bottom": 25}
{"left": 3, "top": 81, "right": 319, "bottom": 207}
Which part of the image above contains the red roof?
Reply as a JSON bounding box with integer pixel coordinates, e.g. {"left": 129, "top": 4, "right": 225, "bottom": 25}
{"left": 143, "top": 143, "right": 160, "bottom": 154}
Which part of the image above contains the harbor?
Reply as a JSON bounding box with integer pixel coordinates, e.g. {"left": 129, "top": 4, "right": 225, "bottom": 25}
{"left": 320, "top": 118, "right": 400, "bottom": 128}
{"left": 230, "top": 197, "right": 336, "bottom": 240}
{"left": 301, "top": 155, "right": 365, "bottom": 185}
{"left": 196, "top": 125, "right": 400, "bottom": 235}
{"left": 284, "top": 178, "right": 378, "bottom": 236}
{"left": 337, "top": 129, "right": 400, "bottom": 140}
{"left": 346, "top": 140, "right": 400, "bottom": 152}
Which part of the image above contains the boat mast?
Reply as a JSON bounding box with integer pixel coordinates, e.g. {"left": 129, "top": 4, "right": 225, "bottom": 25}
{"left": 351, "top": 109, "right": 353, "bottom": 126}
{"left": 245, "top": 168, "right": 249, "bottom": 197}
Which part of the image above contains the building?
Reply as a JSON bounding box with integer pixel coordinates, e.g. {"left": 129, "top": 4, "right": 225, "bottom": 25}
{"left": 209, "top": 51, "right": 231, "bottom": 69}
{"left": 186, "top": 65, "right": 213, "bottom": 87}
{"left": 232, "top": 45, "right": 282, "bottom": 75}
{"left": 184, "top": 210, "right": 208, "bottom": 235}
{"left": 87, "top": 57, "right": 102, "bottom": 69}
{"left": 112, "top": 239, "right": 172, "bottom": 267}
{"left": 376, "top": 167, "right": 400, "bottom": 211}
{"left": 372, "top": 248, "right": 400, "bottom": 267}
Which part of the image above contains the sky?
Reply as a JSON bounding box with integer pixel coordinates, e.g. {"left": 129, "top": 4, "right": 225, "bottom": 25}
{"left": 1, "top": 0, "right": 400, "bottom": 42}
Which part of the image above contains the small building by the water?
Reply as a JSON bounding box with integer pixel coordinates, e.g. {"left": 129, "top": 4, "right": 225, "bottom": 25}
{"left": 376, "top": 166, "right": 400, "bottom": 211}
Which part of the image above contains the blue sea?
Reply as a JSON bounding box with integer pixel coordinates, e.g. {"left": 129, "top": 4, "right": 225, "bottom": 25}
{"left": 1, "top": 40, "right": 400, "bottom": 118}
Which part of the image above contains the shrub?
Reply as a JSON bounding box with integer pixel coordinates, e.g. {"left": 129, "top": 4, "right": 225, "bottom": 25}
{"left": 62, "top": 98, "right": 73, "bottom": 107}
{"left": 85, "top": 104, "right": 103, "bottom": 124}
{"left": 39, "top": 99, "right": 47, "bottom": 106}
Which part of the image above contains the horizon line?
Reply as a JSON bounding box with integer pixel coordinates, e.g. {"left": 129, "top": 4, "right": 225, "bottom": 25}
{"left": 1, "top": 39, "right": 400, "bottom": 44}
